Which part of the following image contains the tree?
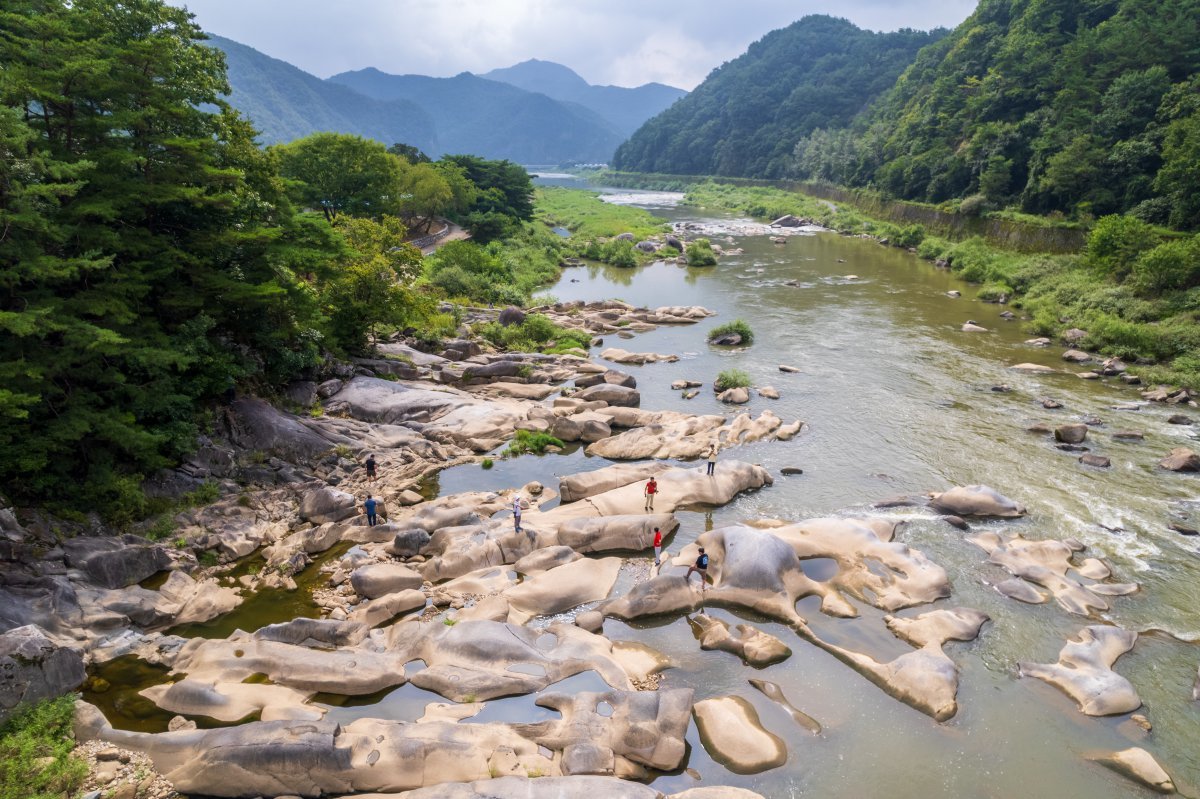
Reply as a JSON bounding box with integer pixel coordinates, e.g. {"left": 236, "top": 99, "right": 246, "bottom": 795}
{"left": 440, "top": 154, "right": 534, "bottom": 242}
{"left": 321, "top": 217, "right": 424, "bottom": 352}
{"left": 388, "top": 142, "right": 431, "bottom": 164}
{"left": 275, "top": 132, "right": 408, "bottom": 222}
{"left": 0, "top": 0, "right": 333, "bottom": 518}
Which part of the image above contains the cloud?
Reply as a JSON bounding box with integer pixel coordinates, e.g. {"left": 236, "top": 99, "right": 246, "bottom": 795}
{"left": 172, "top": 0, "right": 977, "bottom": 89}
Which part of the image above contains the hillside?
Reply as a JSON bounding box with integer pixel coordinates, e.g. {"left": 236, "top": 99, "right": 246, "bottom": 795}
{"left": 801, "top": 0, "right": 1200, "bottom": 227}
{"left": 208, "top": 35, "right": 436, "bottom": 150}
{"left": 613, "top": 16, "right": 945, "bottom": 178}
{"left": 481, "top": 59, "right": 686, "bottom": 137}
{"left": 329, "top": 68, "right": 624, "bottom": 163}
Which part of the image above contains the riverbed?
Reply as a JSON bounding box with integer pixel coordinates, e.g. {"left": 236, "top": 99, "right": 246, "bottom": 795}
{"left": 531, "top": 186, "right": 1200, "bottom": 796}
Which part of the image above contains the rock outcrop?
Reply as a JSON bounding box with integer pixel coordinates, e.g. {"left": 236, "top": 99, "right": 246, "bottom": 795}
{"left": 692, "top": 696, "right": 786, "bottom": 774}
{"left": 1020, "top": 626, "right": 1141, "bottom": 716}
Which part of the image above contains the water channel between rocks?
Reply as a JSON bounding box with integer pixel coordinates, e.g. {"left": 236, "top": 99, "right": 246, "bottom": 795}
{"left": 95, "top": 187, "right": 1200, "bottom": 798}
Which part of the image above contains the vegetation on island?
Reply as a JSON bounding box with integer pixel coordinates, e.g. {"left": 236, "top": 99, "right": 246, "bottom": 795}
{"left": 686, "top": 238, "right": 719, "bottom": 267}
{"left": 708, "top": 320, "right": 755, "bottom": 345}
{"left": 505, "top": 430, "right": 565, "bottom": 456}
{"left": 714, "top": 369, "right": 753, "bottom": 392}
{"left": 534, "top": 187, "right": 675, "bottom": 267}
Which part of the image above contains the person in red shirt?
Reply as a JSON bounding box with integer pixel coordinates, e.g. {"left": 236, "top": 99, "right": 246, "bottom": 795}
{"left": 644, "top": 477, "right": 658, "bottom": 511}
{"left": 652, "top": 526, "right": 663, "bottom": 566}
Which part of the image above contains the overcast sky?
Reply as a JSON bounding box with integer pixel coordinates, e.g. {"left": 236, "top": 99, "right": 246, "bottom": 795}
{"left": 170, "top": 1, "right": 978, "bottom": 90}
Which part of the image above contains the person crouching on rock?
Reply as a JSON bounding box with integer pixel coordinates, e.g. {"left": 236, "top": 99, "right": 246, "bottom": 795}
{"left": 364, "top": 494, "right": 379, "bottom": 527}
{"left": 685, "top": 547, "right": 709, "bottom": 591}
{"left": 365, "top": 453, "right": 377, "bottom": 482}
{"left": 644, "top": 477, "right": 658, "bottom": 511}
{"left": 513, "top": 496, "right": 523, "bottom": 533}
{"left": 652, "top": 526, "right": 663, "bottom": 566}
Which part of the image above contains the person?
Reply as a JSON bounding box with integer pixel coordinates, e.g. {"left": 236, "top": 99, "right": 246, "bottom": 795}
{"left": 365, "top": 454, "right": 377, "bottom": 482}
{"left": 706, "top": 445, "right": 718, "bottom": 476}
{"left": 685, "top": 547, "right": 709, "bottom": 590}
{"left": 644, "top": 477, "right": 658, "bottom": 511}
{"left": 652, "top": 527, "right": 663, "bottom": 566}
{"left": 364, "top": 494, "right": 378, "bottom": 527}
{"left": 513, "top": 496, "right": 523, "bottom": 533}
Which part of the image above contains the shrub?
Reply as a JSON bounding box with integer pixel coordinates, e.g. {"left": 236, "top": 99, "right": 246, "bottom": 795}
{"left": 977, "top": 283, "right": 1012, "bottom": 303}
{"left": 891, "top": 224, "right": 926, "bottom": 249}
{"left": 1131, "top": 238, "right": 1200, "bottom": 295}
{"left": 185, "top": 480, "right": 220, "bottom": 507}
{"left": 958, "top": 194, "right": 988, "bottom": 216}
{"left": 0, "top": 696, "right": 88, "bottom": 799}
{"left": 1085, "top": 215, "right": 1157, "bottom": 279}
{"left": 686, "top": 238, "right": 718, "bottom": 266}
{"left": 481, "top": 458, "right": 494, "bottom": 469}
{"left": 505, "top": 430, "right": 565, "bottom": 456}
{"left": 708, "top": 320, "right": 755, "bottom": 345}
{"left": 714, "top": 369, "right": 752, "bottom": 392}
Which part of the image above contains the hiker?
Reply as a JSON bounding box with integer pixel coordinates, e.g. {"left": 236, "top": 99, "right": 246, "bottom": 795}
{"left": 706, "top": 445, "right": 718, "bottom": 476}
{"left": 644, "top": 477, "right": 658, "bottom": 511}
{"left": 652, "top": 526, "right": 663, "bottom": 566}
{"left": 685, "top": 547, "right": 709, "bottom": 590}
{"left": 365, "top": 453, "right": 377, "bottom": 482}
{"left": 513, "top": 496, "right": 523, "bottom": 533}
{"left": 364, "top": 494, "right": 379, "bottom": 527}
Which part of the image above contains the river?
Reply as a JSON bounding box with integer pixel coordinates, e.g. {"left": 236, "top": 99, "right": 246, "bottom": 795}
{"left": 521, "top": 184, "right": 1200, "bottom": 797}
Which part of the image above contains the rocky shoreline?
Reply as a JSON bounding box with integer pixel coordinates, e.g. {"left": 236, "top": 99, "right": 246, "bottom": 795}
{"left": 2, "top": 296, "right": 1197, "bottom": 798}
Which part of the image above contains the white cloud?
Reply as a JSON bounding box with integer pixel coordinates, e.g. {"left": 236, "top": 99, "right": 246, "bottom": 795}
{"left": 174, "top": 0, "right": 978, "bottom": 88}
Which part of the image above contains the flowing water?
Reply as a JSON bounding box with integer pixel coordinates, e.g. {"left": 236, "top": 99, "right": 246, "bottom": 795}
{"left": 93, "top": 187, "right": 1200, "bottom": 797}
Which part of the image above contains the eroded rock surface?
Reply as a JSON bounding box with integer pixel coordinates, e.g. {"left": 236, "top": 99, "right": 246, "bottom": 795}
{"left": 1020, "top": 626, "right": 1141, "bottom": 716}
{"left": 692, "top": 696, "right": 786, "bottom": 774}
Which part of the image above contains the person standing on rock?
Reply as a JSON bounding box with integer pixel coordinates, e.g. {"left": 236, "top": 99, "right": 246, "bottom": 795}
{"left": 513, "top": 496, "right": 523, "bottom": 533}
{"left": 706, "top": 445, "right": 718, "bottom": 476}
{"left": 365, "top": 453, "right": 377, "bottom": 482}
{"left": 652, "top": 527, "right": 663, "bottom": 566}
{"left": 644, "top": 477, "right": 658, "bottom": 511}
{"left": 364, "top": 494, "right": 379, "bottom": 527}
{"left": 685, "top": 547, "right": 709, "bottom": 591}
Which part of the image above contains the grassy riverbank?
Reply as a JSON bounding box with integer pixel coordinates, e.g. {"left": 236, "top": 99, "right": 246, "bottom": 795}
{"left": 534, "top": 186, "right": 674, "bottom": 267}
{"left": 673, "top": 181, "right": 1200, "bottom": 389}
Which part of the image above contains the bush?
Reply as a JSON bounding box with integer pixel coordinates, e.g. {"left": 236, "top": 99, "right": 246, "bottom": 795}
{"left": 686, "top": 238, "right": 718, "bottom": 266}
{"left": 476, "top": 314, "right": 590, "bottom": 354}
{"left": 481, "top": 458, "right": 494, "bottom": 469}
{"left": 958, "top": 194, "right": 988, "bottom": 216}
{"left": 505, "top": 430, "right": 565, "bottom": 456}
{"left": 891, "top": 224, "right": 926, "bottom": 249}
{"left": 977, "top": 283, "right": 1012, "bottom": 303}
{"left": 714, "top": 369, "right": 752, "bottom": 392}
{"left": 1131, "top": 237, "right": 1200, "bottom": 295}
{"left": 0, "top": 696, "right": 88, "bottom": 799}
{"left": 1085, "top": 215, "right": 1157, "bottom": 279}
{"left": 708, "top": 320, "right": 755, "bottom": 345}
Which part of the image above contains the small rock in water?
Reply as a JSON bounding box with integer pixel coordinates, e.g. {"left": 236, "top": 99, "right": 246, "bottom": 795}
{"left": 1062, "top": 349, "right": 1092, "bottom": 362}
{"left": 682, "top": 390, "right": 699, "bottom": 400}
{"left": 1131, "top": 714, "right": 1152, "bottom": 732}
{"left": 962, "top": 321, "right": 989, "bottom": 332}
{"left": 1083, "top": 416, "right": 1104, "bottom": 426}
{"left": 1025, "top": 337, "right": 1051, "bottom": 346}
{"left": 1079, "top": 454, "right": 1111, "bottom": 468}
{"left": 942, "top": 515, "right": 969, "bottom": 530}
{"left": 757, "top": 386, "right": 780, "bottom": 399}
{"left": 946, "top": 290, "right": 961, "bottom": 298}
{"left": 991, "top": 384, "right": 1012, "bottom": 393}
{"left": 1168, "top": 414, "right": 1194, "bottom": 425}
{"left": 1057, "top": 443, "right": 1090, "bottom": 453}
{"left": 1055, "top": 423, "right": 1088, "bottom": 444}
{"left": 780, "top": 467, "right": 804, "bottom": 476}
{"left": 1042, "top": 398, "right": 1064, "bottom": 409}
{"left": 1169, "top": 523, "right": 1199, "bottom": 536}
{"left": 1027, "top": 422, "right": 1054, "bottom": 434}
{"left": 1000, "top": 311, "right": 1016, "bottom": 320}
{"left": 1077, "top": 371, "right": 1102, "bottom": 380}
{"left": 1111, "top": 430, "right": 1144, "bottom": 440}
{"left": 778, "top": 364, "right": 800, "bottom": 373}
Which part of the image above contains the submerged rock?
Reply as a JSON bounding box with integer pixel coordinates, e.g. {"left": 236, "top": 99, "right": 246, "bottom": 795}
{"left": 690, "top": 614, "right": 791, "bottom": 667}
{"left": 1089, "top": 748, "right": 1175, "bottom": 794}
{"left": 928, "top": 485, "right": 1026, "bottom": 518}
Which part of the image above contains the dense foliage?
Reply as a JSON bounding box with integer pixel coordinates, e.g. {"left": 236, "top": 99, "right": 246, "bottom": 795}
{"left": 714, "top": 369, "right": 752, "bottom": 392}
{"left": 533, "top": 187, "right": 672, "bottom": 267}
{"left": 0, "top": 0, "right": 546, "bottom": 520}
{"left": 0, "top": 696, "right": 87, "bottom": 799}
{"left": 613, "top": 16, "right": 944, "bottom": 178}
{"left": 799, "top": 0, "right": 1200, "bottom": 226}
{"left": 708, "top": 320, "right": 755, "bottom": 345}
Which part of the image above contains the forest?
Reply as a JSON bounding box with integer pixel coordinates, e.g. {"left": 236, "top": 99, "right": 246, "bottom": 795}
{"left": 0, "top": 0, "right": 541, "bottom": 520}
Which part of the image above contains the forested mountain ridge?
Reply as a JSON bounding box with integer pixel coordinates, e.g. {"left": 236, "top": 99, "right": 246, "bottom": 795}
{"left": 481, "top": 59, "right": 686, "bottom": 137}
{"left": 207, "top": 35, "right": 437, "bottom": 150}
{"left": 796, "top": 0, "right": 1200, "bottom": 228}
{"left": 328, "top": 67, "right": 625, "bottom": 163}
{"left": 612, "top": 16, "right": 946, "bottom": 178}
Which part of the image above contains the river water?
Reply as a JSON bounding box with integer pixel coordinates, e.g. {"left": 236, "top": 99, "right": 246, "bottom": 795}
{"left": 524, "top": 185, "right": 1200, "bottom": 797}
{"left": 91, "top": 187, "right": 1200, "bottom": 797}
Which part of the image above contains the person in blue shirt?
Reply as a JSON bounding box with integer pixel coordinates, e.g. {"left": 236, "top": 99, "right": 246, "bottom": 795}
{"left": 364, "top": 494, "right": 378, "bottom": 527}
{"left": 685, "top": 547, "right": 709, "bottom": 591}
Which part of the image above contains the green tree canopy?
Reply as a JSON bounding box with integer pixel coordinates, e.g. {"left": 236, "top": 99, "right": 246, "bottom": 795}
{"left": 274, "top": 132, "right": 408, "bottom": 222}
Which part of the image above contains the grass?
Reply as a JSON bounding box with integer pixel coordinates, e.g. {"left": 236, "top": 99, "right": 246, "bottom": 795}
{"left": 686, "top": 238, "right": 718, "bottom": 266}
{"left": 0, "top": 695, "right": 88, "bottom": 799}
{"left": 506, "top": 430, "right": 565, "bottom": 456}
{"left": 534, "top": 186, "right": 673, "bottom": 267}
{"left": 481, "top": 458, "right": 494, "bottom": 469}
{"left": 714, "top": 369, "right": 752, "bottom": 392}
{"left": 708, "top": 319, "right": 754, "bottom": 345}
{"left": 475, "top": 313, "right": 591, "bottom": 355}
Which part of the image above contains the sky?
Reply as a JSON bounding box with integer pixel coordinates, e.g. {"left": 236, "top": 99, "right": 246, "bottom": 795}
{"left": 169, "top": 1, "right": 978, "bottom": 90}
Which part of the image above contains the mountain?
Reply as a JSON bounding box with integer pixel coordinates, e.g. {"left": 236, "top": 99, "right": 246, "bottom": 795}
{"left": 481, "top": 59, "right": 686, "bottom": 137}
{"left": 613, "top": 16, "right": 945, "bottom": 178}
{"left": 207, "top": 35, "right": 436, "bottom": 151}
{"left": 328, "top": 68, "right": 624, "bottom": 163}
{"left": 806, "top": 0, "right": 1200, "bottom": 225}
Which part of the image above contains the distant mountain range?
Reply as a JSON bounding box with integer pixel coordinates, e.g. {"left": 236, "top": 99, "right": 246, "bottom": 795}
{"left": 206, "top": 36, "right": 685, "bottom": 163}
